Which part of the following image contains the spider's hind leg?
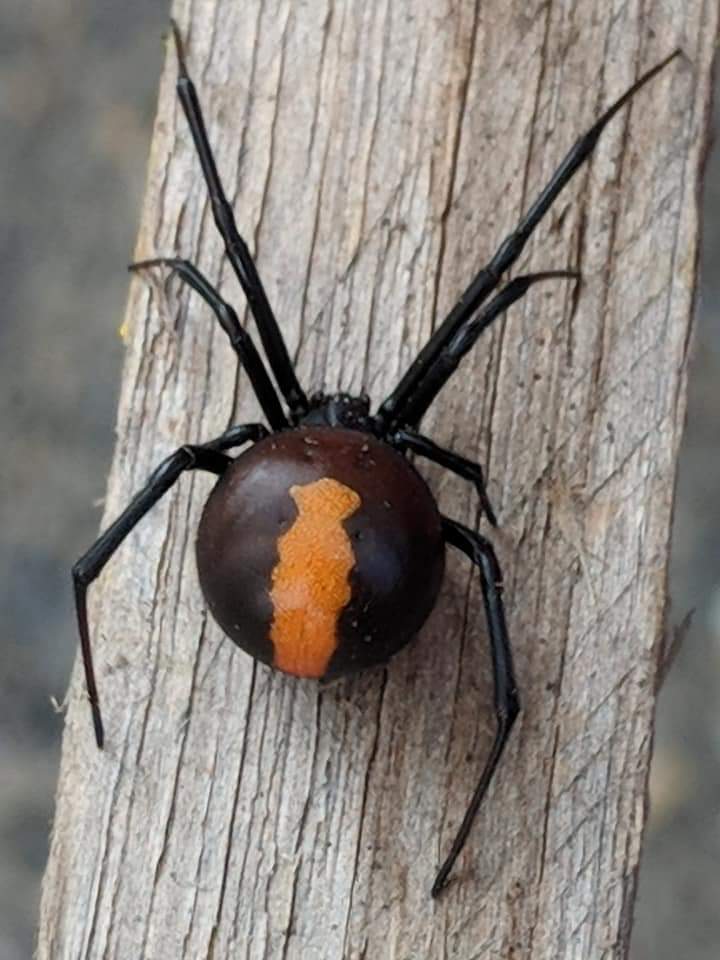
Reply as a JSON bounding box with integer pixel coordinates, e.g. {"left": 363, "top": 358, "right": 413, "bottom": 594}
{"left": 432, "top": 517, "right": 519, "bottom": 897}
{"left": 72, "top": 423, "right": 267, "bottom": 749}
{"left": 390, "top": 428, "right": 497, "bottom": 526}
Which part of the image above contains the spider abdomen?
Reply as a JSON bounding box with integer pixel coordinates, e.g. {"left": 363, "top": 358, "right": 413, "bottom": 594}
{"left": 196, "top": 427, "right": 445, "bottom": 678}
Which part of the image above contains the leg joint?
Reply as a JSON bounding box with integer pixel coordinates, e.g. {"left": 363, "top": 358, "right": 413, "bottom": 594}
{"left": 504, "top": 691, "right": 520, "bottom": 727}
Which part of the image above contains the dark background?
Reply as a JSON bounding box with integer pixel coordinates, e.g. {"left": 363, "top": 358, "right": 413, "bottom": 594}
{"left": 1, "top": 3, "right": 717, "bottom": 957}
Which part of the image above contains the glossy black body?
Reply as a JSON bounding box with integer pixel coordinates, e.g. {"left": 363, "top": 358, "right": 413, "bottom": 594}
{"left": 196, "top": 426, "right": 445, "bottom": 676}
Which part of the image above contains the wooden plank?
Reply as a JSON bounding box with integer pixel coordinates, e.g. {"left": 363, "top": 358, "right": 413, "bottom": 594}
{"left": 39, "top": 1, "right": 717, "bottom": 956}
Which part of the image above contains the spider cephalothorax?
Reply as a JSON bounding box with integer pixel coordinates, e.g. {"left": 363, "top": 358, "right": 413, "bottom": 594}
{"left": 300, "top": 391, "right": 374, "bottom": 431}
{"left": 72, "top": 21, "right": 679, "bottom": 896}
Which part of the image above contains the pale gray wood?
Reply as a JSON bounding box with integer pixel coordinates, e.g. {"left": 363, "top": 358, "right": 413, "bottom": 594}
{"left": 39, "top": 1, "right": 717, "bottom": 957}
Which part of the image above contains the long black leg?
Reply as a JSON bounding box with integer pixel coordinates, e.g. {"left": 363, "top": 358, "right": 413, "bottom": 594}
{"left": 130, "top": 258, "right": 288, "bottom": 431}
{"left": 73, "top": 422, "right": 267, "bottom": 748}
{"left": 433, "top": 517, "right": 519, "bottom": 897}
{"left": 401, "top": 271, "right": 577, "bottom": 428}
{"left": 390, "top": 428, "right": 497, "bottom": 526}
{"left": 378, "top": 49, "right": 681, "bottom": 428}
{"left": 169, "top": 20, "right": 308, "bottom": 416}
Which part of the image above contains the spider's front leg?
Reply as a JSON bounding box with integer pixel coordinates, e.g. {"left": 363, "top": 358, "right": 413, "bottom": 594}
{"left": 169, "top": 20, "right": 308, "bottom": 416}
{"left": 72, "top": 423, "right": 267, "bottom": 748}
{"left": 130, "top": 259, "right": 288, "bottom": 431}
{"left": 433, "top": 517, "right": 519, "bottom": 897}
{"left": 378, "top": 49, "right": 680, "bottom": 428}
{"left": 389, "top": 428, "right": 497, "bottom": 526}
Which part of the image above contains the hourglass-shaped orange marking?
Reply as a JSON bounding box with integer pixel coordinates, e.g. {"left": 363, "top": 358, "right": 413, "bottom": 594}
{"left": 270, "top": 477, "right": 361, "bottom": 677}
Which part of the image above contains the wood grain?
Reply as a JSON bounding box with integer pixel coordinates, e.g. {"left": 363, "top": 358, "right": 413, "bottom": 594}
{"left": 39, "top": 1, "right": 717, "bottom": 957}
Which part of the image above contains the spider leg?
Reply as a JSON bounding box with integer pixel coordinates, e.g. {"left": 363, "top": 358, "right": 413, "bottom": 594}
{"left": 130, "top": 258, "right": 288, "bottom": 431}
{"left": 72, "top": 422, "right": 267, "bottom": 749}
{"left": 169, "top": 20, "right": 308, "bottom": 416}
{"left": 390, "top": 428, "right": 497, "bottom": 526}
{"left": 400, "top": 271, "right": 577, "bottom": 428}
{"left": 378, "top": 50, "right": 680, "bottom": 428}
{"left": 433, "top": 517, "right": 519, "bottom": 898}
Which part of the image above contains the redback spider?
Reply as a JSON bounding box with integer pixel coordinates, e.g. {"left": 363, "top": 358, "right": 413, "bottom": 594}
{"left": 72, "top": 22, "right": 680, "bottom": 896}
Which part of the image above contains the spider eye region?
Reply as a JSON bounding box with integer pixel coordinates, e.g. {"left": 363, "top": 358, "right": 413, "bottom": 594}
{"left": 195, "top": 427, "right": 445, "bottom": 677}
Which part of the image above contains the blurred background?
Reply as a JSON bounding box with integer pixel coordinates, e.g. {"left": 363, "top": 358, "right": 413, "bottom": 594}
{"left": 0, "top": 3, "right": 717, "bottom": 958}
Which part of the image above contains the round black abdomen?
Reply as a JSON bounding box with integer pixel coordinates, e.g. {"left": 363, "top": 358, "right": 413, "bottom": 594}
{"left": 195, "top": 427, "right": 445, "bottom": 677}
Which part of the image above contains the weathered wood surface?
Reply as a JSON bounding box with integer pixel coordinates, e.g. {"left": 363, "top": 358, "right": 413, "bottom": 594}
{"left": 39, "top": 1, "right": 717, "bottom": 957}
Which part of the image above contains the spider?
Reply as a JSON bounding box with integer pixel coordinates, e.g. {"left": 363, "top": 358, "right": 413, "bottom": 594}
{"left": 72, "top": 21, "right": 679, "bottom": 896}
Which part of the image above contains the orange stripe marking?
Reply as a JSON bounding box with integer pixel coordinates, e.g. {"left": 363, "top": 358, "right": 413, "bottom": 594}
{"left": 270, "top": 477, "right": 361, "bottom": 677}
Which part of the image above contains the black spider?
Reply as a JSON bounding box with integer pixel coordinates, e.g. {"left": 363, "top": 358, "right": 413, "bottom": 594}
{"left": 73, "top": 23, "right": 679, "bottom": 895}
